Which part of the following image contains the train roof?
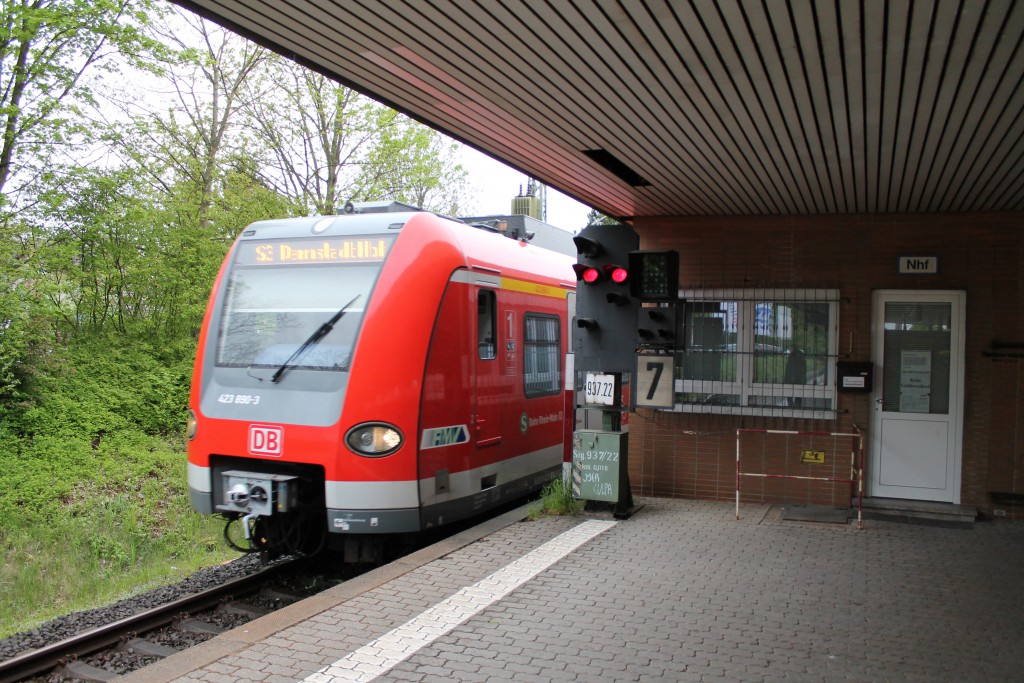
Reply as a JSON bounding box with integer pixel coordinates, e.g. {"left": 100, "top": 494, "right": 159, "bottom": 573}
{"left": 458, "top": 214, "right": 576, "bottom": 257}
{"left": 234, "top": 207, "right": 574, "bottom": 284}
{"left": 238, "top": 203, "right": 577, "bottom": 261}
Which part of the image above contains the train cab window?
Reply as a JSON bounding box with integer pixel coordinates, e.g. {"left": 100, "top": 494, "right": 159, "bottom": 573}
{"left": 478, "top": 290, "right": 496, "bottom": 360}
{"left": 524, "top": 313, "right": 560, "bottom": 397}
{"left": 216, "top": 264, "right": 376, "bottom": 371}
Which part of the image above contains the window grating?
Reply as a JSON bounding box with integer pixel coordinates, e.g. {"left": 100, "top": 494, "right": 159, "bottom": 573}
{"left": 673, "top": 288, "right": 840, "bottom": 419}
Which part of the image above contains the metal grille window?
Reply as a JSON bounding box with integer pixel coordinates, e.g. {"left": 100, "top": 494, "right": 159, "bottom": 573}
{"left": 523, "top": 313, "right": 561, "bottom": 397}
{"left": 676, "top": 289, "right": 839, "bottom": 418}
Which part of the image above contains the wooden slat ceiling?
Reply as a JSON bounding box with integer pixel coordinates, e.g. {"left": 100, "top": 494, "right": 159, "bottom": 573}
{"left": 173, "top": 0, "right": 1024, "bottom": 220}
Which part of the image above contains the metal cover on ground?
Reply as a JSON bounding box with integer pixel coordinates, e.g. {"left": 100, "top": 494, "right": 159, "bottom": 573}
{"left": 780, "top": 505, "right": 849, "bottom": 524}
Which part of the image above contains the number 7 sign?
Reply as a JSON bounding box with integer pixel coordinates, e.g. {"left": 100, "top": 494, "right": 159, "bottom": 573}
{"left": 635, "top": 355, "right": 675, "bottom": 408}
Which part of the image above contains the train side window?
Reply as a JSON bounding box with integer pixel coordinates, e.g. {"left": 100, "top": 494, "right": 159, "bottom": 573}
{"left": 478, "top": 290, "right": 496, "bottom": 360}
{"left": 523, "top": 313, "right": 560, "bottom": 397}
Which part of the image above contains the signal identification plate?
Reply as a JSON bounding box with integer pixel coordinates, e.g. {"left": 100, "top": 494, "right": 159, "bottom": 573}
{"left": 583, "top": 372, "right": 616, "bottom": 406}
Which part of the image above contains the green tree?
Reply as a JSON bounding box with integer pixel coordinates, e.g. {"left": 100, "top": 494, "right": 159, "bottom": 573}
{"left": 353, "top": 110, "right": 468, "bottom": 215}
{"left": 28, "top": 152, "right": 292, "bottom": 347}
{"left": 244, "top": 56, "right": 381, "bottom": 215}
{"left": 0, "top": 215, "right": 39, "bottom": 407}
{"left": 585, "top": 208, "right": 617, "bottom": 228}
{"left": 29, "top": 166, "right": 152, "bottom": 338}
{"left": 0, "top": 0, "right": 162, "bottom": 204}
{"left": 110, "top": 10, "right": 268, "bottom": 236}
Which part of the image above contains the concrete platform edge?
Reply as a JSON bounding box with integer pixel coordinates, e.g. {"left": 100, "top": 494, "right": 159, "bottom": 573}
{"left": 119, "top": 503, "right": 534, "bottom": 683}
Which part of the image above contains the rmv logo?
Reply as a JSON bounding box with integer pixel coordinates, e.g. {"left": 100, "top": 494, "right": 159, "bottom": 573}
{"left": 433, "top": 426, "right": 466, "bottom": 446}
{"left": 249, "top": 424, "right": 283, "bottom": 456}
{"left": 420, "top": 424, "right": 470, "bottom": 449}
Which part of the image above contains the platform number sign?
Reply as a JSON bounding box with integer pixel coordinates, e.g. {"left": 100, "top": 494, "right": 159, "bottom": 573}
{"left": 635, "top": 355, "right": 675, "bottom": 408}
{"left": 584, "top": 372, "right": 617, "bottom": 406}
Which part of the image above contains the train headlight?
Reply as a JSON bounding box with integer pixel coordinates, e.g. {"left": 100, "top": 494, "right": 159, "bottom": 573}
{"left": 345, "top": 422, "right": 403, "bottom": 457}
{"left": 186, "top": 410, "right": 198, "bottom": 440}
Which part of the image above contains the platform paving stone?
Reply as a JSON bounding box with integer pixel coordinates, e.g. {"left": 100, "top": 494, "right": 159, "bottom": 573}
{"left": 136, "top": 498, "right": 1024, "bottom": 682}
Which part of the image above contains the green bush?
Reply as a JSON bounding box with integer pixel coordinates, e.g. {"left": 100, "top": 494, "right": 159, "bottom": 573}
{"left": 14, "top": 337, "right": 192, "bottom": 440}
{"left": 0, "top": 332, "right": 237, "bottom": 638}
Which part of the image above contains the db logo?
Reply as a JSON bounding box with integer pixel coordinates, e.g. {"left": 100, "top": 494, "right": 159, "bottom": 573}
{"left": 249, "top": 424, "right": 283, "bottom": 456}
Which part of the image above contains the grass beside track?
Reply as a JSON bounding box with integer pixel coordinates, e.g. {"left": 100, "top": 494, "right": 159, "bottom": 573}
{"left": 528, "top": 478, "right": 585, "bottom": 519}
{"left": 0, "top": 413, "right": 582, "bottom": 640}
{"left": 0, "top": 434, "right": 238, "bottom": 640}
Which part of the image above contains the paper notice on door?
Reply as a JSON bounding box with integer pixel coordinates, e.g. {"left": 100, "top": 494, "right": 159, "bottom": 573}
{"left": 900, "top": 350, "right": 931, "bottom": 413}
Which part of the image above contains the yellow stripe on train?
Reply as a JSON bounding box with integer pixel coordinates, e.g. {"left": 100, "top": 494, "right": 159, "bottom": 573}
{"left": 501, "top": 277, "right": 569, "bottom": 299}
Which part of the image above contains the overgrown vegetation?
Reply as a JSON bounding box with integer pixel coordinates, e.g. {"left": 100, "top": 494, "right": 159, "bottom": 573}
{"left": 529, "top": 478, "right": 585, "bottom": 519}
{"left": 0, "top": 340, "right": 237, "bottom": 637}
{"left": 0, "top": 1, "right": 468, "bottom": 640}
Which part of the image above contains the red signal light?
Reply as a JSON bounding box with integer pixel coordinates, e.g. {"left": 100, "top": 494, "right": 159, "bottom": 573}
{"left": 605, "top": 264, "right": 629, "bottom": 284}
{"left": 572, "top": 263, "right": 603, "bottom": 284}
{"left": 572, "top": 263, "right": 628, "bottom": 285}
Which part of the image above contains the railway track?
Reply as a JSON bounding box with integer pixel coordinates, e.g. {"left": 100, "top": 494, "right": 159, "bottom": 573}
{"left": 1, "top": 497, "right": 534, "bottom": 683}
{"left": 0, "top": 557, "right": 336, "bottom": 683}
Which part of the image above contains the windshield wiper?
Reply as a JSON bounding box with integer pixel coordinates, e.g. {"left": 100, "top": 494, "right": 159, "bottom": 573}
{"left": 270, "top": 295, "right": 360, "bottom": 384}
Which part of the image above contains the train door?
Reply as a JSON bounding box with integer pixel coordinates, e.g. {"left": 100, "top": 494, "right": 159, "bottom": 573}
{"left": 474, "top": 287, "right": 503, "bottom": 447}
{"left": 565, "top": 291, "right": 577, "bottom": 464}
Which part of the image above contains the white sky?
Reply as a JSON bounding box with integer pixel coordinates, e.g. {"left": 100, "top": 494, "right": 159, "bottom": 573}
{"left": 458, "top": 146, "right": 592, "bottom": 235}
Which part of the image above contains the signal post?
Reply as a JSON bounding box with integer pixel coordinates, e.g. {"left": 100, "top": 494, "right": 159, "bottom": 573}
{"left": 570, "top": 224, "right": 679, "bottom": 518}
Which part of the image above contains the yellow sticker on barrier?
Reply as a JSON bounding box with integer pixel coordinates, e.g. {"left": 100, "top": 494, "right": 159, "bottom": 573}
{"left": 801, "top": 449, "right": 826, "bottom": 464}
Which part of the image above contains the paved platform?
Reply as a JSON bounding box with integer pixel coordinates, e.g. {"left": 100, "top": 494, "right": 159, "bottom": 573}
{"left": 125, "top": 498, "right": 1024, "bottom": 682}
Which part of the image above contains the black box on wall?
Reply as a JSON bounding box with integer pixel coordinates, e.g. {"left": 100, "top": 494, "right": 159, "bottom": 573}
{"left": 836, "top": 361, "right": 873, "bottom": 393}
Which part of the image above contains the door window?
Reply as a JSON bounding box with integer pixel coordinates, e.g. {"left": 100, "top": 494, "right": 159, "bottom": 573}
{"left": 881, "top": 302, "right": 951, "bottom": 414}
{"left": 478, "top": 290, "right": 496, "bottom": 360}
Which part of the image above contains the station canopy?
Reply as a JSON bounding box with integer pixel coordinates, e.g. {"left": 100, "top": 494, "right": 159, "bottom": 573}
{"left": 173, "top": 1, "right": 1024, "bottom": 220}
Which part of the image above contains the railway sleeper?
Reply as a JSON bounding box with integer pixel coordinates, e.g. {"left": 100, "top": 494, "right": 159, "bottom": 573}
{"left": 119, "top": 637, "right": 180, "bottom": 658}
{"left": 176, "top": 618, "right": 226, "bottom": 635}
{"left": 59, "top": 659, "right": 121, "bottom": 682}
{"left": 259, "top": 585, "right": 306, "bottom": 603}
{"left": 217, "top": 601, "right": 270, "bottom": 619}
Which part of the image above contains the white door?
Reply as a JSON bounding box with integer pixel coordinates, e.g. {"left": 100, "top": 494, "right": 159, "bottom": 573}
{"left": 869, "top": 291, "right": 965, "bottom": 503}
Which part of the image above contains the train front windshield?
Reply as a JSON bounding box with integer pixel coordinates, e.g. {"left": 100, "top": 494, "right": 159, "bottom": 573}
{"left": 215, "top": 235, "right": 394, "bottom": 374}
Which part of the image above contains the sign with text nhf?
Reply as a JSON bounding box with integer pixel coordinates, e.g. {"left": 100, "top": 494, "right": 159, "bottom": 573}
{"left": 899, "top": 256, "right": 938, "bottom": 274}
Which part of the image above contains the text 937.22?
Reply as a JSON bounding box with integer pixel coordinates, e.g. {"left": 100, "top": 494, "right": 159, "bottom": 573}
{"left": 583, "top": 373, "right": 616, "bottom": 406}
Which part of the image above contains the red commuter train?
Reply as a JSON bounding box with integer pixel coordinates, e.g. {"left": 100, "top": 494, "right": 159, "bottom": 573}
{"left": 186, "top": 202, "right": 576, "bottom": 558}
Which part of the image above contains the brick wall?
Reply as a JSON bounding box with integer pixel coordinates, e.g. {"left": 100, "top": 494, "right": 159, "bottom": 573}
{"left": 627, "top": 212, "right": 1024, "bottom": 517}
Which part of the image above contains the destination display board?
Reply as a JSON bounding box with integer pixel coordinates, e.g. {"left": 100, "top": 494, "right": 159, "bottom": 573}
{"left": 571, "top": 430, "right": 622, "bottom": 502}
{"left": 236, "top": 236, "right": 394, "bottom": 266}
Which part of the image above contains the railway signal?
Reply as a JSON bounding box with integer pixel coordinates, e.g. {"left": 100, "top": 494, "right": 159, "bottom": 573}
{"left": 637, "top": 306, "right": 677, "bottom": 348}
{"left": 571, "top": 224, "right": 640, "bottom": 373}
{"left": 628, "top": 249, "right": 679, "bottom": 303}
{"left": 571, "top": 223, "right": 640, "bottom": 519}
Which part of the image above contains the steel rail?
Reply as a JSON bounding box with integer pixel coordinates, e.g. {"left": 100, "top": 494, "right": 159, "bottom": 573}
{"left": 0, "top": 558, "right": 303, "bottom": 683}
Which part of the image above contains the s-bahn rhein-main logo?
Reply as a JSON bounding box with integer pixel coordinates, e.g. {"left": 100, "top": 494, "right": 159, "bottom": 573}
{"left": 249, "top": 424, "right": 284, "bottom": 456}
